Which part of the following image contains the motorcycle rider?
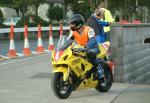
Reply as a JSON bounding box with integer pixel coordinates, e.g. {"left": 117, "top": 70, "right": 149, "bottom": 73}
{"left": 60, "top": 14, "right": 104, "bottom": 79}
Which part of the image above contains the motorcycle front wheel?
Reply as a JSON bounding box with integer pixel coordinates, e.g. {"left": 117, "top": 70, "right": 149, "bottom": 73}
{"left": 51, "top": 72, "right": 73, "bottom": 99}
{"left": 95, "top": 62, "right": 113, "bottom": 92}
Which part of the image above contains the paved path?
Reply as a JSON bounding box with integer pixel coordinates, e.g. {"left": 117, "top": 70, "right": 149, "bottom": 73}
{"left": 0, "top": 54, "right": 149, "bottom": 103}
{"left": 112, "top": 84, "right": 150, "bottom": 103}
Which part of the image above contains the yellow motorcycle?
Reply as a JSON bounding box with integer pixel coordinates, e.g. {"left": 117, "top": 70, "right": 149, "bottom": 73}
{"left": 51, "top": 36, "right": 114, "bottom": 99}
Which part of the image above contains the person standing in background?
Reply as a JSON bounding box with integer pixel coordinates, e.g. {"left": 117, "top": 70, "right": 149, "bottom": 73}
{"left": 99, "top": 7, "right": 114, "bottom": 41}
{"left": 86, "top": 8, "right": 110, "bottom": 43}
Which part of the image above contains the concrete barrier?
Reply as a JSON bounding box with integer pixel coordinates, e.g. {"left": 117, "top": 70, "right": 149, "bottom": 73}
{"left": 110, "top": 23, "right": 150, "bottom": 84}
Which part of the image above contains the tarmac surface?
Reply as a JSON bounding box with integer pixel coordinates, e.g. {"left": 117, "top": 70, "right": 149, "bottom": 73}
{"left": 0, "top": 53, "right": 150, "bottom": 103}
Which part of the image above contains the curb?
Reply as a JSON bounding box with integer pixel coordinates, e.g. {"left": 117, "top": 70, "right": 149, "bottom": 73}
{"left": 0, "top": 49, "right": 51, "bottom": 62}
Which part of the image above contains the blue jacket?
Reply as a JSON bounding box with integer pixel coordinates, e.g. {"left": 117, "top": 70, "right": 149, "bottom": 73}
{"left": 95, "top": 17, "right": 109, "bottom": 43}
{"left": 87, "top": 15, "right": 109, "bottom": 43}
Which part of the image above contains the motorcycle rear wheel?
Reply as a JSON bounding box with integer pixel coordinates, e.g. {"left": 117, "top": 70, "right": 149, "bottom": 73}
{"left": 95, "top": 62, "right": 113, "bottom": 92}
{"left": 51, "top": 72, "right": 73, "bottom": 99}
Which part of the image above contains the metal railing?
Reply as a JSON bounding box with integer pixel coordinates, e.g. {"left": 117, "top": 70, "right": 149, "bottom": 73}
{"left": 0, "top": 26, "right": 70, "bottom": 34}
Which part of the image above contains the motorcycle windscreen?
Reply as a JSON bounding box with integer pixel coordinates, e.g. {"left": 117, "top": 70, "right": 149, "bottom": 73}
{"left": 54, "top": 35, "right": 73, "bottom": 61}
{"left": 56, "top": 35, "right": 73, "bottom": 51}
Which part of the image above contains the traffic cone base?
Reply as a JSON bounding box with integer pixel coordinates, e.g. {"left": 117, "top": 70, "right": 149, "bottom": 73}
{"left": 8, "top": 49, "right": 17, "bottom": 57}
{"left": 36, "top": 46, "right": 44, "bottom": 53}
{"left": 0, "top": 56, "right": 3, "bottom": 61}
{"left": 48, "top": 45, "right": 54, "bottom": 50}
{"left": 23, "top": 48, "right": 32, "bottom": 56}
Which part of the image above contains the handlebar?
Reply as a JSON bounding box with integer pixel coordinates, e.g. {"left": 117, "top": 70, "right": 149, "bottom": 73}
{"left": 71, "top": 47, "right": 89, "bottom": 53}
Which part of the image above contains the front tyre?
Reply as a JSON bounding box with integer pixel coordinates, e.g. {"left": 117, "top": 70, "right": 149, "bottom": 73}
{"left": 51, "top": 72, "right": 73, "bottom": 99}
{"left": 95, "top": 62, "right": 113, "bottom": 92}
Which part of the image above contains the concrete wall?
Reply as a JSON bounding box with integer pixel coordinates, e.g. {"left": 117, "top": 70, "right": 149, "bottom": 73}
{"left": 110, "top": 23, "right": 150, "bottom": 84}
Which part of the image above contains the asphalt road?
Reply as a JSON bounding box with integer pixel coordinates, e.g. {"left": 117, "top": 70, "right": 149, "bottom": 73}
{"left": 0, "top": 53, "right": 150, "bottom": 103}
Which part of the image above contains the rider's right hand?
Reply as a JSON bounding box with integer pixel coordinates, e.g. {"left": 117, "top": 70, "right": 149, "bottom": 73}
{"left": 73, "top": 48, "right": 84, "bottom": 52}
{"left": 72, "top": 48, "right": 86, "bottom": 53}
{"left": 77, "top": 48, "right": 85, "bottom": 52}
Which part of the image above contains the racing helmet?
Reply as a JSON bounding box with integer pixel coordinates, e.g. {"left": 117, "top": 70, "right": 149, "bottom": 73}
{"left": 68, "top": 14, "right": 85, "bottom": 31}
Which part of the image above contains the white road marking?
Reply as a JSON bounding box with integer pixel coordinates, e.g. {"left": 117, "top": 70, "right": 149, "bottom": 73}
{"left": 44, "top": 49, "right": 51, "bottom": 52}
{"left": 16, "top": 52, "right": 24, "bottom": 57}
{"left": 0, "top": 53, "right": 50, "bottom": 66}
{"left": 31, "top": 51, "right": 38, "bottom": 54}
{"left": 0, "top": 55, "right": 10, "bottom": 59}
{"left": 0, "top": 89, "right": 16, "bottom": 93}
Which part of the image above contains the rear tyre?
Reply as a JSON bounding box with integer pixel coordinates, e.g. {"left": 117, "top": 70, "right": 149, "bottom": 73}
{"left": 51, "top": 72, "right": 73, "bottom": 99}
{"left": 95, "top": 62, "right": 113, "bottom": 92}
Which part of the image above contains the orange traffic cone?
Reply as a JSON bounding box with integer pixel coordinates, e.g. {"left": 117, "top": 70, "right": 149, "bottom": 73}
{"left": 8, "top": 25, "right": 17, "bottom": 57}
{"left": 48, "top": 24, "right": 54, "bottom": 50}
{"left": 36, "top": 25, "right": 44, "bottom": 53}
{"left": 23, "top": 25, "right": 32, "bottom": 56}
